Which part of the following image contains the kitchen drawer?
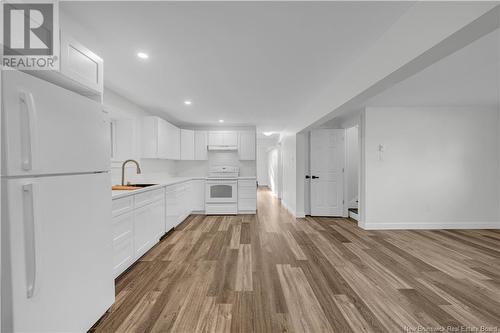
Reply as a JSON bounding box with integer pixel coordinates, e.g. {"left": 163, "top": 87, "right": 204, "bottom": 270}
{"left": 238, "top": 187, "right": 256, "bottom": 199}
{"left": 238, "top": 179, "right": 256, "bottom": 188}
{"left": 113, "top": 234, "right": 134, "bottom": 278}
{"left": 112, "top": 211, "right": 133, "bottom": 241}
{"left": 135, "top": 187, "right": 164, "bottom": 208}
{"left": 112, "top": 196, "right": 134, "bottom": 217}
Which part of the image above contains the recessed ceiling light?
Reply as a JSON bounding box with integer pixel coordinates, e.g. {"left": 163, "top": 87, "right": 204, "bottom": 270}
{"left": 184, "top": 100, "right": 192, "bottom": 105}
{"left": 137, "top": 52, "right": 149, "bottom": 59}
{"left": 263, "top": 132, "right": 274, "bottom": 136}
{"left": 218, "top": 119, "right": 224, "bottom": 123}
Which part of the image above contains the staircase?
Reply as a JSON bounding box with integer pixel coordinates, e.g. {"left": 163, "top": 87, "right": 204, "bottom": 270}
{"left": 348, "top": 207, "right": 359, "bottom": 221}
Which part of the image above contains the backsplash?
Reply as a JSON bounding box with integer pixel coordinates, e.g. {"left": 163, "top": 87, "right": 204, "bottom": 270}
{"left": 111, "top": 159, "right": 176, "bottom": 184}
{"left": 111, "top": 152, "right": 256, "bottom": 184}
{"left": 175, "top": 151, "right": 256, "bottom": 177}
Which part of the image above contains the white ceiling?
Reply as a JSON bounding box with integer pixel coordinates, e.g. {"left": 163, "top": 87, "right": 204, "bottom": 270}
{"left": 366, "top": 29, "right": 499, "bottom": 108}
{"left": 61, "top": 1, "right": 414, "bottom": 133}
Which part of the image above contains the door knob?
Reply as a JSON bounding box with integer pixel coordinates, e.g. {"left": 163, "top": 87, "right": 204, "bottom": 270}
{"left": 305, "top": 175, "right": 310, "bottom": 179}
{"left": 312, "top": 176, "right": 319, "bottom": 179}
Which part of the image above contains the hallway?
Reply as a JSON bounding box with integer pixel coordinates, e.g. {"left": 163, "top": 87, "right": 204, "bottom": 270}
{"left": 92, "top": 187, "right": 500, "bottom": 333}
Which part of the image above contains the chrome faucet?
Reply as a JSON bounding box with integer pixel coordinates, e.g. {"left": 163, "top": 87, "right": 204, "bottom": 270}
{"left": 121, "top": 159, "right": 142, "bottom": 186}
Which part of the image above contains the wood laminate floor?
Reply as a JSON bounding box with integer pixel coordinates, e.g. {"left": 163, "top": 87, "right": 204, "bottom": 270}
{"left": 91, "top": 187, "right": 500, "bottom": 333}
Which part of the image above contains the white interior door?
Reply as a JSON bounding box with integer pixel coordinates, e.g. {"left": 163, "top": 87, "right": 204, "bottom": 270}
{"left": 310, "top": 129, "right": 345, "bottom": 216}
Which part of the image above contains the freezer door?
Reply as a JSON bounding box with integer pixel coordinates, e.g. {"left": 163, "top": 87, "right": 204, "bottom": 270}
{"left": 2, "top": 70, "right": 110, "bottom": 176}
{"left": 2, "top": 173, "right": 114, "bottom": 332}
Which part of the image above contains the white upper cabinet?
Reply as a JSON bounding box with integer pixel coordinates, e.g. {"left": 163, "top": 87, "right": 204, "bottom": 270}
{"left": 194, "top": 131, "right": 208, "bottom": 160}
{"left": 224, "top": 132, "right": 238, "bottom": 146}
{"left": 141, "top": 117, "right": 158, "bottom": 159}
{"left": 60, "top": 33, "right": 103, "bottom": 95}
{"left": 142, "top": 116, "right": 180, "bottom": 160}
{"left": 180, "top": 129, "right": 195, "bottom": 160}
{"left": 110, "top": 118, "right": 136, "bottom": 161}
{"left": 157, "top": 118, "right": 169, "bottom": 159}
{"left": 208, "top": 131, "right": 224, "bottom": 146}
{"left": 238, "top": 131, "right": 256, "bottom": 160}
{"left": 165, "top": 121, "right": 180, "bottom": 160}
{"left": 208, "top": 131, "right": 238, "bottom": 150}
{"left": 31, "top": 32, "right": 104, "bottom": 101}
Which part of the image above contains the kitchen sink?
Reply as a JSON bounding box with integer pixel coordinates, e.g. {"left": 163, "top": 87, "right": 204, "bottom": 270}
{"left": 126, "top": 183, "right": 158, "bottom": 188}
{"left": 112, "top": 184, "right": 158, "bottom": 191}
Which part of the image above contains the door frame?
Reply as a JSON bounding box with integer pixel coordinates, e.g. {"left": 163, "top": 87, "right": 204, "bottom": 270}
{"left": 343, "top": 125, "right": 359, "bottom": 217}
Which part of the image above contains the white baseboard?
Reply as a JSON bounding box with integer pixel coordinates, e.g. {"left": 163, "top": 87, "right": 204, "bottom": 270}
{"left": 349, "top": 211, "right": 359, "bottom": 221}
{"left": 238, "top": 210, "right": 256, "bottom": 214}
{"left": 296, "top": 211, "right": 306, "bottom": 218}
{"left": 269, "top": 190, "right": 279, "bottom": 199}
{"left": 362, "top": 221, "right": 500, "bottom": 230}
{"left": 281, "top": 200, "right": 297, "bottom": 218}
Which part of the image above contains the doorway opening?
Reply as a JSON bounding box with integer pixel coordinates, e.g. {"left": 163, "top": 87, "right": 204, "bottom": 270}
{"left": 345, "top": 125, "right": 359, "bottom": 221}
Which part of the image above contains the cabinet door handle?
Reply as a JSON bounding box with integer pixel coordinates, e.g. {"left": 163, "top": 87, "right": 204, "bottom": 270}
{"left": 305, "top": 175, "right": 310, "bottom": 179}
{"left": 311, "top": 176, "right": 319, "bottom": 179}
{"left": 23, "top": 183, "right": 37, "bottom": 298}
{"left": 19, "top": 91, "right": 38, "bottom": 171}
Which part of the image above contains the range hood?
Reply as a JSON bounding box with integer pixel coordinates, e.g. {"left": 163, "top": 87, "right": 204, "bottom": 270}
{"left": 208, "top": 145, "right": 238, "bottom": 151}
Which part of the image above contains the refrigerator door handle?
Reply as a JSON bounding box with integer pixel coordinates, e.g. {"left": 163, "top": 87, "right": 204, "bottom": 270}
{"left": 22, "top": 183, "right": 37, "bottom": 298}
{"left": 19, "top": 91, "right": 38, "bottom": 171}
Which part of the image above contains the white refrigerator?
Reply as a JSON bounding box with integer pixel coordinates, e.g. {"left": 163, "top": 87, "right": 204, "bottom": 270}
{"left": 1, "top": 70, "right": 115, "bottom": 332}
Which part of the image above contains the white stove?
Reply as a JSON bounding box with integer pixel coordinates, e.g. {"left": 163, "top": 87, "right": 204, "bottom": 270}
{"left": 205, "top": 166, "right": 239, "bottom": 214}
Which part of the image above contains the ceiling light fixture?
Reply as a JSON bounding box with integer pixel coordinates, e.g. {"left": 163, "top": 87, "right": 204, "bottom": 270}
{"left": 137, "top": 52, "right": 149, "bottom": 59}
{"left": 184, "top": 100, "right": 192, "bottom": 105}
{"left": 218, "top": 119, "right": 224, "bottom": 123}
{"left": 263, "top": 132, "right": 274, "bottom": 136}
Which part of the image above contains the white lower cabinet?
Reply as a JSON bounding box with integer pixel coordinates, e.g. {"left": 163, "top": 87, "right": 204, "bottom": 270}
{"left": 191, "top": 179, "right": 205, "bottom": 212}
{"left": 112, "top": 211, "right": 134, "bottom": 278}
{"left": 112, "top": 188, "right": 165, "bottom": 278}
{"left": 165, "top": 180, "right": 199, "bottom": 229}
{"left": 238, "top": 179, "right": 257, "bottom": 213}
{"left": 183, "top": 181, "right": 193, "bottom": 220}
{"left": 177, "top": 181, "right": 192, "bottom": 224}
{"left": 165, "top": 184, "right": 179, "bottom": 232}
{"left": 134, "top": 199, "right": 164, "bottom": 260}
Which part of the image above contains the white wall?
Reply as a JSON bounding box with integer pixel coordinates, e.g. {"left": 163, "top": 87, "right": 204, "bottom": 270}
{"left": 295, "top": 133, "right": 307, "bottom": 217}
{"left": 345, "top": 126, "right": 359, "bottom": 209}
{"left": 256, "top": 143, "right": 269, "bottom": 185}
{"left": 281, "top": 134, "right": 297, "bottom": 216}
{"left": 268, "top": 147, "right": 280, "bottom": 198}
{"left": 175, "top": 151, "right": 256, "bottom": 177}
{"left": 361, "top": 106, "right": 500, "bottom": 229}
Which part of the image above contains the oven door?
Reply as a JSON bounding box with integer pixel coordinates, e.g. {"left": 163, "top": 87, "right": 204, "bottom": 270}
{"left": 206, "top": 180, "right": 237, "bottom": 203}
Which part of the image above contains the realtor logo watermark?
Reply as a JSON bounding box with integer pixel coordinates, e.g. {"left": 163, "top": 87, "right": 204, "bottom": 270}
{"left": 2, "top": 0, "right": 60, "bottom": 70}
